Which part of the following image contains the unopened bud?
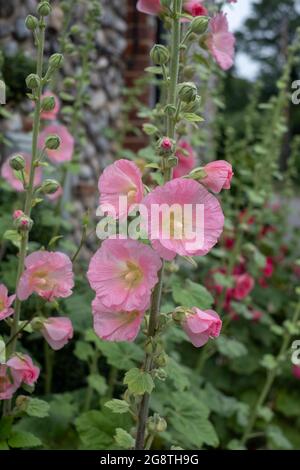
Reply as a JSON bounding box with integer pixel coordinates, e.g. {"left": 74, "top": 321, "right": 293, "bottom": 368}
{"left": 147, "top": 414, "right": 167, "bottom": 434}
{"left": 150, "top": 44, "right": 170, "bottom": 65}
{"left": 9, "top": 154, "right": 25, "bottom": 171}
{"left": 166, "top": 156, "right": 178, "bottom": 168}
{"left": 45, "top": 134, "right": 61, "bottom": 150}
{"left": 26, "top": 73, "right": 40, "bottom": 90}
{"left": 13, "top": 210, "right": 25, "bottom": 220}
{"left": 183, "top": 94, "right": 201, "bottom": 113}
{"left": 177, "top": 82, "right": 198, "bottom": 103}
{"left": 41, "top": 179, "right": 60, "bottom": 195}
{"left": 172, "top": 308, "right": 187, "bottom": 323}
{"left": 25, "top": 15, "right": 38, "bottom": 31}
{"left": 49, "top": 53, "right": 64, "bottom": 70}
{"left": 156, "top": 353, "right": 168, "bottom": 368}
{"left": 41, "top": 96, "right": 56, "bottom": 112}
{"left": 15, "top": 216, "right": 33, "bottom": 232}
{"left": 38, "top": 1, "right": 51, "bottom": 17}
{"left": 157, "top": 137, "right": 175, "bottom": 157}
{"left": 189, "top": 16, "right": 209, "bottom": 35}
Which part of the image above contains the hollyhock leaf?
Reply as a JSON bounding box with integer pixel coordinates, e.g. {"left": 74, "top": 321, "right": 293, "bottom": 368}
{"left": 276, "top": 390, "right": 300, "bottom": 418}
{"left": 105, "top": 399, "right": 130, "bottom": 415}
{"left": 124, "top": 368, "right": 154, "bottom": 396}
{"left": 87, "top": 374, "right": 107, "bottom": 396}
{"left": 26, "top": 398, "right": 50, "bottom": 418}
{"left": 266, "top": 426, "right": 292, "bottom": 450}
{"left": 172, "top": 278, "right": 214, "bottom": 310}
{"left": 0, "top": 441, "right": 9, "bottom": 450}
{"left": 165, "top": 358, "right": 190, "bottom": 392}
{"left": 227, "top": 440, "right": 246, "bottom": 450}
{"left": 0, "top": 337, "right": 5, "bottom": 363}
{"left": 143, "top": 123, "right": 159, "bottom": 135}
{"left": 257, "top": 406, "right": 273, "bottom": 423}
{"left": 74, "top": 341, "right": 94, "bottom": 361}
{"left": 145, "top": 66, "right": 163, "bottom": 75}
{"left": 114, "top": 428, "right": 135, "bottom": 449}
{"left": 8, "top": 431, "right": 42, "bottom": 448}
{"left": 0, "top": 417, "right": 13, "bottom": 441}
{"left": 97, "top": 342, "right": 144, "bottom": 370}
{"left": 216, "top": 336, "right": 247, "bottom": 359}
{"left": 3, "top": 230, "right": 22, "bottom": 248}
{"left": 260, "top": 354, "right": 277, "bottom": 370}
{"left": 182, "top": 112, "right": 204, "bottom": 122}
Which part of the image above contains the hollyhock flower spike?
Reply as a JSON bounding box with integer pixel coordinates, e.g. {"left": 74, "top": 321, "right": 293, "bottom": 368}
{"left": 206, "top": 13, "right": 235, "bottom": 71}
{"left": 143, "top": 178, "right": 224, "bottom": 260}
{"left": 201, "top": 160, "right": 233, "bottom": 193}
{"left": 1, "top": 153, "right": 42, "bottom": 192}
{"left": 0, "top": 284, "right": 16, "bottom": 321}
{"left": 173, "top": 140, "right": 196, "bottom": 179}
{"left": 7, "top": 354, "right": 40, "bottom": 386}
{"left": 38, "top": 124, "right": 74, "bottom": 163}
{"left": 182, "top": 308, "right": 222, "bottom": 347}
{"left": 87, "top": 239, "right": 162, "bottom": 312}
{"left": 98, "top": 159, "right": 144, "bottom": 219}
{"left": 92, "top": 297, "right": 144, "bottom": 342}
{"left": 0, "top": 365, "right": 21, "bottom": 400}
{"left": 17, "top": 251, "right": 74, "bottom": 302}
{"left": 41, "top": 317, "right": 73, "bottom": 350}
{"left": 40, "top": 91, "right": 60, "bottom": 120}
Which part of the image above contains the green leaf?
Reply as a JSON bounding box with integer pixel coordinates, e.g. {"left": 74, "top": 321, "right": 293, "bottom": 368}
{"left": 143, "top": 123, "right": 159, "bottom": 135}
{"left": 266, "top": 425, "right": 292, "bottom": 450}
{"left": 97, "top": 342, "right": 144, "bottom": 370}
{"left": 114, "top": 428, "right": 135, "bottom": 449}
{"left": 48, "top": 236, "right": 63, "bottom": 248}
{"left": 26, "top": 398, "right": 50, "bottom": 418}
{"left": 0, "top": 441, "right": 9, "bottom": 450}
{"left": 216, "top": 336, "right": 248, "bottom": 359}
{"left": 260, "top": 354, "right": 277, "bottom": 370}
{"left": 87, "top": 374, "right": 107, "bottom": 396}
{"left": 8, "top": 431, "right": 42, "bottom": 448}
{"left": 0, "top": 336, "right": 6, "bottom": 363}
{"left": 74, "top": 341, "right": 94, "bottom": 361}
{"left": 0, "top": 416, "right": 13, "bottom": 441}
{"left": 145, "top": 66, "right": 163, "bottom": 75}
{"left": 182, "top": 113, "right": 204, "bottom": 122}
{"left": 105, "top": 399, "right": 130, "bottom": 415}
{"left": 3, "top": 230, "right": 22, "bottom": 248}
{"left": 124, "top": 368, "right": 154, "bottom": 396}
{"left": 227, "top": 439, "right": 246, "bottom": 450}
{"left": 172, "top": 278, "right": 214, "bottom": 310}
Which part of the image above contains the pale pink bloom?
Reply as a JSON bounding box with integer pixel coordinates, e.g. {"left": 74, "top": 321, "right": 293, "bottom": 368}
{"left": 0, "top": 365, "right": 21, "bottom": 400}
{"left": 233, "top": 273, "right": 254, "bottom": 300}
{"left": 1, "top": 153, "right": 42, "bottom": 192}
{"left": 7, "top": 354, "right": 40, "bottom": 386}
{"left": 183, "top": 308, "right": 222, "bottom": 347}
{"left": 206, "top": 13, "right": 235, "bottom": 71}
{"left": 38, "top": 124, "right": 74, "bottom": 163}
{"left": 184, "top": 1, "right": 208, "bottom": 17}
{"left": 87, "top": 239, "right": 162, "bottom": 312}
{"left": 41, "top": 317, "right": 73, "bottom": 350}
{"left": 292, "top": 365, "right": 300, "bottom": 380}
{"left": 173, "top": 140, "right": 196, "bottom": 179}
{"left": 0, "top": 284, "right": 16, "bottom": 321}
{"left": 40, "top": 91, "right": 60, "bottom": 121}
{"left": 13, "top": 209, "right": 24, "bottom": 220}
{"left": 92, "top": 297, "right": 144, "bottom": 342}
{"left": 98, "top": 159, "right": 144, "bottom": 219}
{"left": 46, "top": 185, "right": 63, "bottom": 202}
{"left": 137, "top": 0, "right": 162, "bottom": 15}
{"left": 201, "top": 160, "right": 233, "bottom": 193}
{"left": 143, "top": 178, "right": 224, "bottom": 260}
{"left": 17, "top": 251, "right": 74, "bottom": 302}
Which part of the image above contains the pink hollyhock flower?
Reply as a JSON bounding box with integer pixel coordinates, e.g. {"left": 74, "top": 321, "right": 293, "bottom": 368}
{"left": 173, "top": 140, "right": 196, "bottom": 179}
{"left": 143, "top": 178, "right": 224, "bottom": 261}
{"left": 38, "top": 124, "right": 74, "bottom": 163}
{"left": 206, "top": 13, "right": 235, "bottom": 71}
{"left": 251, "top": 310, "right": 263, "bottom": 322}
{"left": 40, "top": 91, "right": 60, "bottom": 121}
{"left": 137, "top": 0, "right": 162, "bottom": 15}
{"left": 263, "top": 257, "right": 274, "bottom": 278}
{"left": 1, "top": 153, "right": 42, "bottom": 192}
{"left": 92, "top": 297, "right": 144, "bottom": 342}
{"left": 17, "top": 251, "right": 74, "bottom": 302}
{"left": 7, "top": 354, "right": 39, "bottom": 386}
{"left": 292, "top": 365, "right": 300, "bottom": 380}
{"left": 87, "top": 239, "right": 162, "bottom": 312}
{"left": 182, "top": 308, "right": 222, "bottom": 347}
{"left": 41, "top": 317, "right": 73, "bottom": 350}
{"left": 0, "top": 365, "right": 21, "bottom": 400}
{"left": 184, "top": 1, "right": 208, "bottom": 17}
{"left": 201, "top": 160, "right": 233, "bottom": 193}
{"left": 0, "top": 284, "right": 16, "bottom": 321}
{"left": 46, "top": 185, "right": 63, "bottom": 202}
{"left": 98, "top": 159, "right": 144, "bottom": 220}
{"left": 13, "top": 209, "right": 24, "bottom": 220}
{"left": 233, "top": 273, "right": 254, "bottom": 300}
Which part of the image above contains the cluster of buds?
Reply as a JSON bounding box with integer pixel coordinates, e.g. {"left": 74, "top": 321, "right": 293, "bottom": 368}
{"left": 147, "top": 413, "right": 167, "bottom": 434}
{"left": 14, "top": 214, "right": 34, "bottom": 233}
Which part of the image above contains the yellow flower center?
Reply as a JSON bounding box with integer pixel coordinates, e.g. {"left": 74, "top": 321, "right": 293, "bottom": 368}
{"left": 127, "top": 188, "right": 137, "bottom": 205}
{"left": 0, "top": 300, "right": 4, "bottom": 311}
{"left": 123, "top": 261, "right": 143, "bottom": 287}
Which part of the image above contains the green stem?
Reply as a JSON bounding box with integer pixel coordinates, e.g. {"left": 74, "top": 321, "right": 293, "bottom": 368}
{"left": 84, "top": 352, "right": 99, "bottom": 412}
{"left": 241, "top": 301, "right": 300, "bottom": 446}
{"left": 134, "top": 0, "right": 183, "bottom": 450}
{"left": 44, "top": 341, "right": 54, "bottom": 395}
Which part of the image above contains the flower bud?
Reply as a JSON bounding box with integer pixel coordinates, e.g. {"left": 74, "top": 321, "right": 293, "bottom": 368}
{"left": 183, "top": 94, "right": 202, "bottom": 113}
{"left": 150, "top": 44, "right": 170, "bottom": 65}
{"left": 38, "top": 1, "right": 51, "bottom": 16}
{"left": 172, "top": 308, "right": 187, "bottom": 323}
{"left": 41, "top": 179, "right": 60, "bottom": 195}
{"left": 156, "top": 353, "right": 168, "bottom": 368}
{"left": 188, "top": 167, "right": 207, "bottom": 180}
{"left": 9, "top": 154, "right": 25, "bottom": 171}
{"left": 147, "top": 414, "right": 167, "bottom": 434}
{"left": 189, "top": 16, "right": 209, "bottom": 35}
{"left": 177, "top": 82, "right": 198, "bottom": 103}
{"left": 15, "top": 216, "right": 33, "bottom": 232}
{"left": 26, "top": 73, "right": 41, "bottom": 90}
{"left": 45, "top": 134, "right": 61, "bottom": 150}
{"left": 49, "top": 53, "right": 64, "bottom": 70}
{"left": 166, "top": 156, "right": 178, "bottom": 168}
{"left": 157, "top": 137, "right": 175, "bottom": 157}
{"left": 25, "top": 15, "right": 38, "bottom": 31}
{"left": 41, "top": 96, "right": 56, "bottom": 112}
{"left": 13, "top": 210, "right": 24, "bottom": 220}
